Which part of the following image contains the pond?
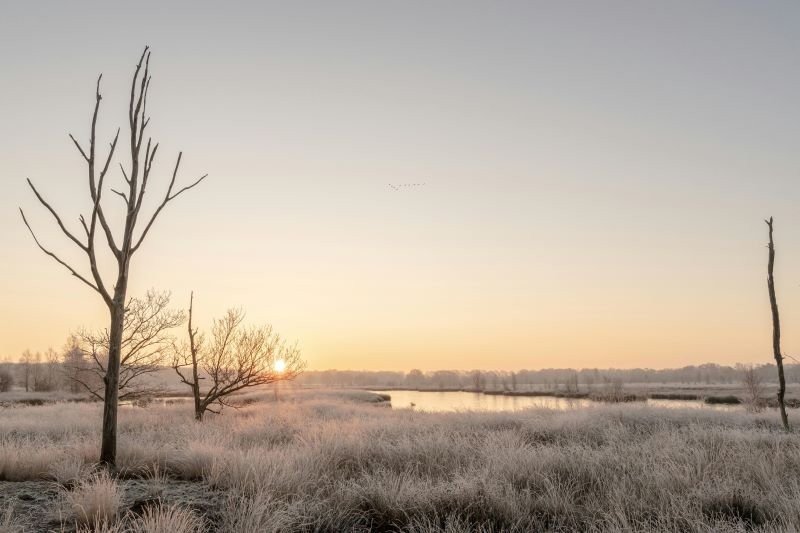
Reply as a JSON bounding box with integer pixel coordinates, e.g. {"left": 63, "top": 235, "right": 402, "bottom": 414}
{"left": 371, "top": 390, "right": 741, "bottom": 413}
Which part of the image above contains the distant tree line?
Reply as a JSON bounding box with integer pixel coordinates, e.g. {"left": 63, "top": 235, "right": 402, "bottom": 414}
{"left": 2, "top": 355, "right": 796, "bottom": 395}
{"left": 294, "top": 363, "right": 800, "bottom": 391}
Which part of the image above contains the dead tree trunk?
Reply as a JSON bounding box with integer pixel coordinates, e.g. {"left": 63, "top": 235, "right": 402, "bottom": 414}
{"left": 100, "top": 295, "right": 125, "bottom": 463}
{"left": 188, "top": 293, "right": 204, "bottom": 421}
{"left": 766, "top": 217, "right": 790, "bottom": 431}
{"left": 21, "top": 48, "right": 207, "bottom": 468}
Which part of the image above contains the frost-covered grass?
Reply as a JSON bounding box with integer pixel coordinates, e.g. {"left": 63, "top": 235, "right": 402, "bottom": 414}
{"left": 0, "top": 389, "right": 798, "bottom": 531}
{"left": 0, "top": 390, "right": 91, "bottom": 405}
{"left": 63, "top": 471, "right": 123, "bottom": 525}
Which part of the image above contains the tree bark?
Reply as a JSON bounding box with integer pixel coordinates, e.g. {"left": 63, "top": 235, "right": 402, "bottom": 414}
{"left": 192, "top": 380, "right": 202, "bottom": 421}
{"left": 766, "top": 217, "right": 790, "bottom": 431}
{"left": 100, "top": 284, "right": 127, "bottom": 465}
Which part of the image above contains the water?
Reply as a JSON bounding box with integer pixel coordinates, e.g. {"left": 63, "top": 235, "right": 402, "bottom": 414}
{"left": 372, "top": 390, "right": 740, "bottom": 413}
{"left": 121, "top": 396, "right": 192, "bottom": 408}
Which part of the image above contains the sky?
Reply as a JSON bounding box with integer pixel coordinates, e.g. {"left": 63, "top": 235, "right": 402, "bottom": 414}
{"left": 2, "top": 1, "right": 800, "bottom": 371}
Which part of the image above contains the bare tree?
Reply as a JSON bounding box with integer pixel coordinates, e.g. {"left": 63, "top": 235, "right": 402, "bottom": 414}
{"left": 0, "top": 368, "right": 13, "bottom": 393}
{"left": 471, "top": 370, "right": 484, "bottom": 391}
{"left": 62, "top": 336, "right": 93, "bottom": 394}
{"left": 406, "top": 369, "right": 425, "bottom": 389}
{"left": 765, "top": 217, "right": 790, "bottom": 430}
{"left": 602, "top": 376, "right": 625, "bottom": 401}
{"left": 742, "top": 365, "right": 765, "bottom": 413}
{"left": 29, "top": 352, "right": 44, "bottom": 391}
{"left": 19, "top": 48, "right": 207, "bottom": 467}
{"left": 566, "top": 372, "right": 580, "bottom": 393}
{"left": 66, "top": 291, "right": 184, "bottom": 401}
{"left": 18, "top": 351, "right": 33, "bottom": 392}
{"left": 172, "top": 293, "right": 304, "bottom": 421}
{"left": 32, "top": 349, "right": 60, "bottom": 392}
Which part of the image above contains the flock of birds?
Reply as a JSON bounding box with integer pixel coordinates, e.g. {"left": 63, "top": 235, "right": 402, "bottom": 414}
{"left": 388, "top": 183, "right": 426, "bottom": 191}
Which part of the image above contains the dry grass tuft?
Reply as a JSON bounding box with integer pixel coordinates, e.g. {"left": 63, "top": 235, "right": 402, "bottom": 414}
{"left": 49, "top": 456, "right": 92, "bottom": 487}
{"left": 64, "top": 470, "right": 123, "bottom": 526}
{"left": 0, "top": 505, "right": 25, "bottom": 533}
{"left": 125, "top": 503, "right": 203, "bottom": 533}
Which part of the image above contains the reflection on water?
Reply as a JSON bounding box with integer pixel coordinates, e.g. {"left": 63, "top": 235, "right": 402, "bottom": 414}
{"left": 372, "top": 390, "right": 741, "bottom": 413}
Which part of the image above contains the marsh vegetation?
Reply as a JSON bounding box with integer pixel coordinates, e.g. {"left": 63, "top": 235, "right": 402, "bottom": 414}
{"left": 0, "top": 389, "right": 798, "bottom": 532}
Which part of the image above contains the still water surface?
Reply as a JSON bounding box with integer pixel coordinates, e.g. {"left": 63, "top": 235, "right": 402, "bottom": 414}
{"left": 372, "top": 390, "right": 739, "bottom": 413}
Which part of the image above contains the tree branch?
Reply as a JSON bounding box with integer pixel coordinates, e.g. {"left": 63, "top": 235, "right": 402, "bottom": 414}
{"left": 25, "top": 179, "right": 87, "bottom": 252}
{"left": 19, "top": 208, "right": 99, "bottom": 293}
{"left": 69, "top": 134, "right": 89, "bottom": 161}
{"left": 131, "top": 151, "right": 207, "bottom": 253}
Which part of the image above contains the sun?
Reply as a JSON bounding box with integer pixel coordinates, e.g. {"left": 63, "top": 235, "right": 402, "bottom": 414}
{"left": 274, "top": 359, "right": 286, "bottom": 373}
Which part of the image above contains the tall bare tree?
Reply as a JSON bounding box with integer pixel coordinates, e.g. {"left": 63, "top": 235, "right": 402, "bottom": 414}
{"left": 20, "top": 48, "right": 207, "bottom": 466}
{"left": 741, "top": 365, "right": 765, "bottom": 413}
{"left": 67, "top": 291, "right": 184, "bottom": 401}
{"left": 766, "top": 217, "right": 789, "bottom": 430}
{"left": 172, "top": 293, "right": 304, "bottom": 421}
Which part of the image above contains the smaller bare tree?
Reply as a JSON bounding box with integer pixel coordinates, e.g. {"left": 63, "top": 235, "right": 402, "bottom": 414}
{"left": 62, "top": 336, "right": 93, "bottom": 394}
{"left": 471, "top": 370, "right": 484, "bottom": 391}
{"left": 742, "top": 365, "right": 765, "bottom": 413}
{"left": 32, "top": 349, "right": 60, "bottom": 392}
{"left": 19, "top": 351, "right": 33, "bottom": 392}
{"left": 566, "top": 373, "right": 580, "bottom": 394}
{"left": 602, "top": 376, "right": 625, "bottom": 401}
{"left": 172, "top": 293, "right": 304, "bottom": 421}
{"left": 0, "top": 367, "right": 14, "bottom": 392}
{"left": 67, "top": 291, "right": 184, "bottom": 401}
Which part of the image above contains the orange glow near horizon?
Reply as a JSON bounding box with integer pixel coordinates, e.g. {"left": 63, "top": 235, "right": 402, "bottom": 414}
{"left": 3, "top": 3, "right": 800, "bottom": 372}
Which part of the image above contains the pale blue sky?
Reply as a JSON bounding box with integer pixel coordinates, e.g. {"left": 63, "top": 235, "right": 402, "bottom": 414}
{"left": 2, "top": 1, "right": 800, "bottom": 370}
